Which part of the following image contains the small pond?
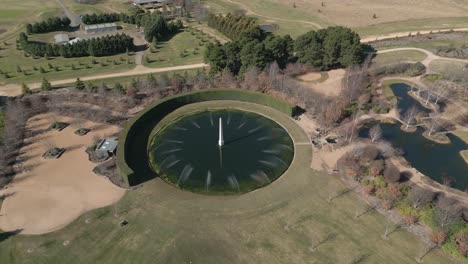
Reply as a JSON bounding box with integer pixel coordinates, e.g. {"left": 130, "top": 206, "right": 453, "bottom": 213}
{"left": 360, "top": 82, "right": 468, "bottom": 190}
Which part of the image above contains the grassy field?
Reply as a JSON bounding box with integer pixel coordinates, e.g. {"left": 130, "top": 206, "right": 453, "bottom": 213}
{"left": 62, "top": 0, "right": 130, "bottom": 14}
{"left": 143, "top": 29, "right": 209, "bottom": 68}
{"left": 428, "top": 59, "right": 467, "bottom": 78}
{"left": 0, "top": 101, "right": 452, "bottom": 263}
{"left": 373, "top": 50, "right": 428, "bottom": 65}
{"left": 205, "top": 0, "right": 468, "bottom": 37}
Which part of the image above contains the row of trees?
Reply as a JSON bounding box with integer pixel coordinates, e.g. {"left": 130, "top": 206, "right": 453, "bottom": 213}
{"left": 294, "top": 27, "right": 365, "bottom": 70}
{"left": 81, "top": 13, "right": 122, "bottom": 25}
{"left": 205, "top": 26, "right": 367, "bottom": 75}
{"left": 205, "top": 28, "right": 293, "bottom": 75}
{"left": 26, "top": 17, "right": 71, "bottom": 34}
{"left": 207, "top": 13, "right": 258, "bottom": 40}
{"left": 18, "top": 33, "right": 134, "bottom": 58}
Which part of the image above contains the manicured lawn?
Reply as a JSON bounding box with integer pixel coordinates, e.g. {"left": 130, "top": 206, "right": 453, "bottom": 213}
{"left": 429, "top": 59, "right": 467, "bottom": 78}
{"left": 373, "top": 50, "right": 427, "bottom": 65}
{"left": 0, "top": 100, "right": 452, "bottom": 264}
{"left": 143, "top": 29, "right": 209, "bottom": 68}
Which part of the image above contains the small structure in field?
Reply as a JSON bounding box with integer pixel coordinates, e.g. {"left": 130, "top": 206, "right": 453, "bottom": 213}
{"left": 84, "top": 23, "right": 117, "bottom": 34}
{"left": 133, "top": 0, "right": 168, "bottom": 5}
{"left": 54, "top": 34, "right": 70, "bottom": 44}
{"left": 97, "top": 138, "right": 118, "bottom": 156}
{"left": 49, "top": 122, "right": 69, "bottom": 131}
{"left": 42, "top": 147, "right": 66, "bottom": 159}
{"left": 74, "top": 128, "right": 91, "bottom": 136}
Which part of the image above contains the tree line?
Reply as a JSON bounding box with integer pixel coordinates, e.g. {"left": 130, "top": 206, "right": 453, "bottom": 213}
{"left": 207, "top": 13, "right": 258, "bottom": 40}
{"left": 26, "top": 17, "right": 71, "bottom": 34}
{"left": 18, "top": 33, "right": 134, "bottom": 58}
{"left": 205, "top": 26, "right": 367, "bottom": 75}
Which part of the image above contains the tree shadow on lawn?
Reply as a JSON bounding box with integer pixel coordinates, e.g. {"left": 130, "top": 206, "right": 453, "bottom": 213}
{"left": 0, "top": 229, "right": 23, "bottom": 244}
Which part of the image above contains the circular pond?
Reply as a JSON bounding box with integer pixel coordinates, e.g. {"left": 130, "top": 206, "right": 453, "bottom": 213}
{"left": 148, "top": 109, "right": 294, "bottom": 194}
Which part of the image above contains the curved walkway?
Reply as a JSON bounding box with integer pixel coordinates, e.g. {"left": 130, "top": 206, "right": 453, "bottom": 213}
{"left": 376, "top": 47, "right": 468, "bottom": 67}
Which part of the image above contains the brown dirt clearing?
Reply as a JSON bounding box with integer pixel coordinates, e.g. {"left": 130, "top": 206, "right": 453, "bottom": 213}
{"left": 0, "top": 114, "right": 125, "bottom": 235}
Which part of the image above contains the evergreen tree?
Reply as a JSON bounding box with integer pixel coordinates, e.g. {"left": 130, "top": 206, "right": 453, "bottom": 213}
{"left": 21, "top": 83, "right": 32, "bottom": 95}
{"left": 75, "top": 78, "right": 85, "bottom": 90}
{"left": 41, "top": 77, "right": 52, "bottom": 91}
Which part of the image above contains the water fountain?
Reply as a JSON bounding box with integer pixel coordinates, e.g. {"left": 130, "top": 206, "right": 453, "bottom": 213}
{"left": 148, "top": 109, "right": 294, "bottom": 194}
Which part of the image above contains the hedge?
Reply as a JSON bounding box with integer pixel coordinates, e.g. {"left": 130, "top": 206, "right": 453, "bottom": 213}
{"left": 116, "top": 88, "right": 296, "bottom": 187}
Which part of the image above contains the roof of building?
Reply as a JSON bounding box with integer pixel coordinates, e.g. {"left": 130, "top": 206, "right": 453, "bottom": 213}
{"left": 68, "top": 37, "right": 82, "bottom": 44}
{"left": 54, "top": 34, "right": 69, "bottom": 43}
{"left": 84, "top": 23, "right": 117, "bottom": 30}
{"left": 97, "top": 138, "right": 118, "bottom": 153}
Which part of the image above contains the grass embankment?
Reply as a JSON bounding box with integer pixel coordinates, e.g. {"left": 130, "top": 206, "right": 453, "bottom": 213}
{"left": 452, "top": 130, "right": 468, "bottom": 164}
{"left": 143, "top": 29, "right": 209, "bottom": 68}
{"left": 373, "top": 50, "right": 427, "bottom": 65}
{"left": 0, "top": 151, "right": 452, "bottom": 263}
{"left": 428, "top": 60, "right": 467, "bottom": 78}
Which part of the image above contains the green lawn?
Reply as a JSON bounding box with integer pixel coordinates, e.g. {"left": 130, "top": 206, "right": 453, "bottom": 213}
{"left": 0, "top": 100, "right": 452, "bottom": 263}
{"left": 143, "top": 29, "right": 209, "bottom": 68}
{"left": 428, "top": 59, "right": 467, "bottom": 78}
{"left": 0, "top": 43, "right": 137, "bottom": 85}
{"left": 373, "top": 50, "right": 428, "bottom": 65}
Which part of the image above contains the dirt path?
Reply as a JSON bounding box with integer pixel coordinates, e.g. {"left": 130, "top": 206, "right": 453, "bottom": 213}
{"left": 0, "top": 63, "right": 207, "bottom": 97}
{"left": 223, "top": 0, "right": 323, "bottom": 29}
{"left": 361, "top": 28, "right": 468, "bottom": 43}
{"left": 0, "top": 114, "right": 126, "bottom": 234}
{"left": 376, "top": 47, "right": 468, "bottom": 68}
{"left": 55, "top": 0, "right": 81, "bottom": 27}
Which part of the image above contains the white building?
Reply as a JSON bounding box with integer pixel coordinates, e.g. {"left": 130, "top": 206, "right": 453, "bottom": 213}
{"left": 84, "top": 23, "right": 117, "bottom": 34}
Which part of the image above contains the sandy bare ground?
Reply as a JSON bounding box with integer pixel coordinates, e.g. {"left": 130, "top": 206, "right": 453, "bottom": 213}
{"left": 302, "top": 69, "right": 345, "bottom": 97}
{"left": 0, "top": 63, "right": 207, "bottom": 97}
{"left": 0, "top": 114, "right": 125, "bottom": 234}
{"left": 296, "top": 72, "right": 322, "bottom": 82}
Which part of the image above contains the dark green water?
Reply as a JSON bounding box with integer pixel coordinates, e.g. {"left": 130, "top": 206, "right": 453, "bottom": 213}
{"left": 390, "top": 83, "right": 432, "bottom": 115}
{"left": 360, "top": 123, "right": 468, "bottom": 191}
{"left": 148, "top": 110, "right": 294, "bottom": 194}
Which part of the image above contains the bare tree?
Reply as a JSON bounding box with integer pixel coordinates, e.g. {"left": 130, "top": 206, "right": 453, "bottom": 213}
{"left": 433, "top": 81, "right": 449, "bottom": 105}
{"left": 424, "top": 117, "right": 448, "bottom": 136}
{"left": 347, "top": 111, "right": 361, "bottom": 143}
{"left": 407, "top": 186, "right": 434, "bottom": 209}
{"left": 402, "top": 105, "right": 420, "bottom": 130}
{"left": 369, "top": 124, "right": 382, "bottom": 143}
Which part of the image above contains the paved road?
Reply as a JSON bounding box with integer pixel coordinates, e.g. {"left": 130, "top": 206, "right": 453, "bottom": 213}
{"left": 376, "top": 47, "right": 468, "bottom": 68}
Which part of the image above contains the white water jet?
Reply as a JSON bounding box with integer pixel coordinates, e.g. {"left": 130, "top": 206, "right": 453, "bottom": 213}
{"left": 191, "top": 120, "right": 200, "bottom": 128}
{"left": 228, "top": 175, "right": 240, "bottom": 192}
{"left": 259, "top": 159, "right": 278, "bottom": 168}
{"left": 250, "top": 170, "right": 271, "bottom": 185}
{"left": 248, "top": 126, "right": 262, "bottom": 134}
{"left": 262, "top": 148, "right": 281, "bottom": 154}
{"left": 218, "top": 117, "right": 224, "bottom": 147}
{"left": 206, "top": 170, "right": 212, "bottom": 191}
{"left": 237, "top": 121, "right": 246, "bottom": 130}
{"left": 257, "top": 136, "right": 272, "bottom": 141}
{"left": 175, "top": 126, "right": 188, "bottom": 131}
{"left": 210, "top": 112, "right": 214, "bottom": 126}
{"left": 164, "top": 139, "right": 184, "bottom": 144}
{"left": 160, "top": 148, "right": 182, "bottom": 155}
{"left": 177, "top": 164, "right": 193, "bottom": 185}
{"left": 227, "top": 113, "right": 231, "bottom": 125}
{"left": 165, "top": 159, "right": 181, "bottom": 169}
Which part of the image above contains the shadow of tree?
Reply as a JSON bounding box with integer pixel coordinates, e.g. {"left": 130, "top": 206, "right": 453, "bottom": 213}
{"left": 0, "top": 229, "right": 22, "bottom": 244}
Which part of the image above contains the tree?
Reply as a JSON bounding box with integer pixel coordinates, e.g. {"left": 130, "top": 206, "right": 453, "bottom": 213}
{"left": 152, "top": 37, "right": 158, "bottom": 49}
{"left": 383, "top": 162, "right": 400, "bottom": 183}
{"left": 455, "top": 230, "right": 468, "bottom": 257}
{"left": 40, "top": 77, "right": 52, "bottom": 91}
{"left": 21, "top": 83, "right": 32, "bottom": 95}
{"left": 369, "top": 124, "right": 382, "bottom": 143}
{"left": 75, "top": 78, "right": 85, "bottom": 90}
{"left": 402, "top": 105, "right": 420, "bottom": 130}
{"left": 407, "top": 186, "right": 434, "bottom": 209}
{"left": 424, "top": 117, "right": 448, "bottom": 136}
